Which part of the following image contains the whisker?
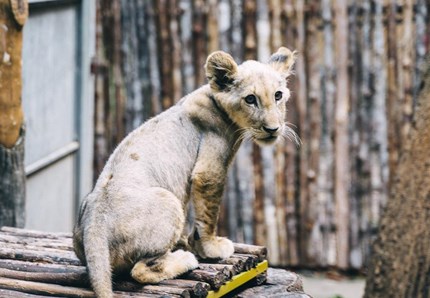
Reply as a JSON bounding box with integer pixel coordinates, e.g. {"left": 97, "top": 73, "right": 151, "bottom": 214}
{"left": 232, "top": 128, "right": 248, "bottom": 149}
{"left": 283, "top": 126, "right": 301, "bottom": 146}
{"left": 285, "top": 121, "right": 298, "bottom": 129}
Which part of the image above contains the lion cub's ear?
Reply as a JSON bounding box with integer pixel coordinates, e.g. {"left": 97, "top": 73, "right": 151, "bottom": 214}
{"left": 205, "top": 51, "right": 238, "bottom": 92}
{"left": 269, "top": 47, "right": 297, "bottom": 78}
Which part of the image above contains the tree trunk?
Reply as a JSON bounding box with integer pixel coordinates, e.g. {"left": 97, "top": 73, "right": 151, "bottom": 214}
{"left": 364, "top": 56, "right": 430, "bottom": 298}
{"left": 0, "top": 0, "right": 28, "bottom": 228}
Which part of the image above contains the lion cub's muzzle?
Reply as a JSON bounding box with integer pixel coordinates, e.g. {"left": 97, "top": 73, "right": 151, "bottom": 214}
{"left": 255, "top": 125, "right": 282, "bottom": 145}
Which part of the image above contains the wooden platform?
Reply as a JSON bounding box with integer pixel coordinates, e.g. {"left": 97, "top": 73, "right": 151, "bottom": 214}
{"left": 0, "top": 227, "right": 310, "bottom": 297}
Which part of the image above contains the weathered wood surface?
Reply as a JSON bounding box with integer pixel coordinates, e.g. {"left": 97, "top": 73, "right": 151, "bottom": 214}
{"left": 0, "top": 0, "right": 27, "bottom": 229}
{"left": 94, "top": 1, "right": 430, "bottom": 270}
{"left": 0, "top": 227, "right": 308, "bottom": 297}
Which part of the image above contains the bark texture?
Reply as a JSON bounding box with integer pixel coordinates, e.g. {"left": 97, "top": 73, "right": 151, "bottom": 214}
{"left": 364, "top": 56, "right": 430, "bottom": 298}
{"left": 0, "top": 0, "right": 27, "bottom": 228}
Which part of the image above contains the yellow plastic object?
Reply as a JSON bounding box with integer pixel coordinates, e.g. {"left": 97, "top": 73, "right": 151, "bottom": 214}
{"left": 206, "top": 260, "right": 269, "bottom": 298}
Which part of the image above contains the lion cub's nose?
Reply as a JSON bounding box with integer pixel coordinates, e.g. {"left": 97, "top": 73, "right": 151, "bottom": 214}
{"left": 263, "top": 126, "right": 279, "bottom": 134}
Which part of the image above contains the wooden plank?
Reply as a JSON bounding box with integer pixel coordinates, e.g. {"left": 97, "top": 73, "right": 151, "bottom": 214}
{"left": 333, "top": 0, "right": 350, "bottom": 269}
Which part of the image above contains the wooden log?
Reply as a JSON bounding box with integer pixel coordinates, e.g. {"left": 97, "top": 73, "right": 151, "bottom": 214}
{"left": 140, "top": 285, "right": 190, "bottom": 298}
{"left": 181, "top": 269, "right": 225, "bottom": 290}
{"left": 158, "top": 279, "right": 209, "bottom": 298}
{"left": 233, "top": 243, "right": 267, "bottom": 262}
{"left": 0, "top": 277, "right": 161, "bottom": 298}
{"left": 197, "top": 263, "right": 233, "bottom": 279}
{"left": 0, "top": 267, "right": 89, "bottom": 287}
{"left": 221, "top": 256, "right": 245, "bottom": 274}
{"left": 0, "top": 233, "right": 73, "bottom": 251}
{"left": 0, "top": 277, "right": 95, "bottom": 298}
{"left": 0, "top": 247, "right": 81, "bottom": 266}
{"left": 0, "top": 288, "right": 53, "bottom": 298}
{"left": 0, "top": 241, "right": 75, "bottom": 255}
{"left": 115, "top": 281, "right": 191, "bottom": 298}
{"left": 0, "top": 262, "right": 204, "bottom": 297}
{"left": 231, "top": 254, "right": 258, "bottom": 270}
{"left": 0, "top": 259, "right": 85, "bottom": 274}
{"left": 0, "top": 227, "right": 72, "bottom": 239}
{"left": 113, "top": 291, "right": 159, "bottom": 298}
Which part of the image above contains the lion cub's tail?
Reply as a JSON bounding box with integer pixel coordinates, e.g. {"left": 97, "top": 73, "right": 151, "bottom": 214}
{"left": 83, "top": 213, "right": 113, "bottom": 298}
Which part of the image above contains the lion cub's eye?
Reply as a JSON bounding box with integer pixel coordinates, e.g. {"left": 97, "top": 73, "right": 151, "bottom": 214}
{"left": 275, "top": 91, "right": 283, "bottom": 101}
{"left": 244, "top": 94, "right": 257, "bottom": 105}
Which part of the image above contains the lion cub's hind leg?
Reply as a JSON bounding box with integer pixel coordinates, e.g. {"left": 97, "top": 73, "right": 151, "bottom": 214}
{"left": 131, "top": 250, "right": 198, "bottom": 284}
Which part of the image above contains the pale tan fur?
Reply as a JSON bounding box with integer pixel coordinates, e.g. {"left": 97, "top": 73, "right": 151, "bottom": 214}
{"left": 73, "top": 47, "right": 297, "bottom": 298}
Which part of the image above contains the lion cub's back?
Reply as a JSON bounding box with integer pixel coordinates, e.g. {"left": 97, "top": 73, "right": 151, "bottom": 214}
{"left": 104, "top": 105, "right": 201, "bottom": 201}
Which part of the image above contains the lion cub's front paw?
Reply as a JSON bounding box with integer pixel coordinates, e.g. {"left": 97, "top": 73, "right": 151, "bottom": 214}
{"left": 194, "top": 236, "right": 234, "bottom": 260}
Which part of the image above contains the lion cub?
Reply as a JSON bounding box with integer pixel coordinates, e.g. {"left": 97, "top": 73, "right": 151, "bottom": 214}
{"left": 73, "top": 47, "right": 296, "bottom": 297}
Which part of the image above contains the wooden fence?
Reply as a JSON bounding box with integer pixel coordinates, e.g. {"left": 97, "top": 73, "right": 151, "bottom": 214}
{"left": 92, "top": 0, "right": 430, "bottom": 269}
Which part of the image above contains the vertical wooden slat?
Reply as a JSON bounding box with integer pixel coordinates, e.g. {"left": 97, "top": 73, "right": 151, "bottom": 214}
{"left": 320, "top": 0, "right": 336, "bottom": 267}
{"left": 369, "top": 0, "right": 388, "bottom": 268}
{"left": 294, "top": 0, "right": 309, "bottom": 266}
{"left": 269, "top": 0, "right": 288, "bottom": 267}
{"left": 230, "top": 0, "right": 243, "bottom": 61}
{"left": 169, "top": 0, "right": 183, "bottom": 102}
{"left": 179, "top": 0, "right": 195, "bottom": 95}
{"left": 112, "top": 0, "right": 126, "bottom": 144}
{"left": 257, "top": 0, "right": 281, "bottom": 265}
{"left": 192, "top": 0, "right": 207, "bottom": 87}
{"left": 145, "top": 1, "right": 162, "bottom": 115}
{"left": 230, "top": 0, "right": 255, "bottom": 246}
{"left": 121, "top": 0, "right": 147, "bottom": 132}
{"left": 305, "top": 0, "right": 323, "bottom": 267}
{"left": 156, "top": 0, "right": 174, "bottom": 109}
{"left": 347, "top": 0, "right": 361, "bottom": 269}
{"left": 281, "top": 0, "right": 299, "bottom": 267}
{"left": 333, "top": 0, "right": 350, "bottom": 269}
{"left": 414, "top": 0, "right": 428, "bottom": 105}
{"left": 385, "top": 0, "right": 400, "bottom": 190}
{"left": 93, "top": 0, "right": 108, "bottom": 181}
{"left": 400, "top": 0, "right": 415, "bottom": 150}
{"left": 207, "top": 0, "right": 219, "bottom": 53}
{"left": 243, "top": 0, "right": 257, "bottom": 60}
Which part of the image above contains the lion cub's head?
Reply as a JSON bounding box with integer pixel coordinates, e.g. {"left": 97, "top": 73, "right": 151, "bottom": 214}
{"left": 205, "top": 47, "right": 297, "bottom": 146}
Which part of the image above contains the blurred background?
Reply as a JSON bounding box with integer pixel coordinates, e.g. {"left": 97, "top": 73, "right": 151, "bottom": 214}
{"left": 19, "top": 0, "right": 428, "bottom": 280}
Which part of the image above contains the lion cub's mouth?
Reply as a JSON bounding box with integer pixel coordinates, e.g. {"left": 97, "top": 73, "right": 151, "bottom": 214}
{"left": 255, "top": 134, "right": 279, "bottom": 145}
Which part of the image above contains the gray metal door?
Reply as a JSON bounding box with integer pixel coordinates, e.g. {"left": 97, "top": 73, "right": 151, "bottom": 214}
{"left": 22, "top": 0, "right": 95, "bottom": 232}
